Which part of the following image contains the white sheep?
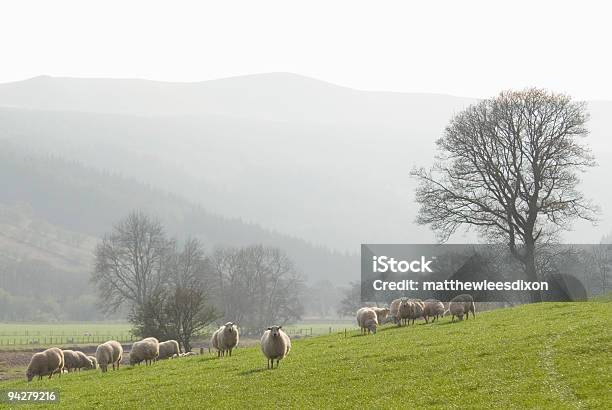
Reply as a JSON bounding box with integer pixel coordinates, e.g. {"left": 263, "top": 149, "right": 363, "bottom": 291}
{"left": 129, "top": 337, "right": 160, "bottom": 365}
{"left": 356, "top": 307, "right": 378, "bottom": 334}
{"left": 260, "top": 325, "right": 291, "bottom": 369}
{"left": 407, "top": 298, "right": 425, "bottom": 325}
{"left": 423, "top": 299, "right": 445, "bottom": 323}
{"left": 371, "top": 307, "right": 390, "bottom": 325}
{"left": 385, "top": 298, "right": 403, "bottom": 325}
{"left": 26, "top": 347, "right": 64, "bottom": 382}
{"left": 87, "top": 355, "right": 98, "bottom": 370}
{"left": 62, "top": 350, "right": 81, "bottom": 372}
{"left": 96, "top": 340, "right": 123, "bottom": 372}
{"left": 75, "top": 351, "right": 94, "bottom": 371}
{"left": 448, "top": 294, "right": 476, "bottom": 322}
{"left": 158, "top": 340, "right": 181, "bottom": 360}
{"left": 397, "top": 298, "right": 412, "bottom": 326}
{"left": 211, "top": 322, "right": 239, "bottom": 357}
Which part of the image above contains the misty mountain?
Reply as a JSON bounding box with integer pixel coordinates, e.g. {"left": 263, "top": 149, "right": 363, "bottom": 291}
{"left": 0, "top": 144, "right": 354, "bottom": 284}
{"left": 0, "top": 73, "right": 472, "bottom": 126}
{"left": 0, "top": 74, "right": 474, "bottom": 252}
{"left": 0, "top": 73, "right": 610, "bottom": 255}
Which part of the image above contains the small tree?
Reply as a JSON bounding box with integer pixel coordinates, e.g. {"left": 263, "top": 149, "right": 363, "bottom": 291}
{"left": 412, "top": 89, "right": 598, "bottom": 301}
{"left": 337, "top": 282, "right": 361, "bottom": 317}
{"left": 129, "top": 238, "right": 217, "bottom": 351}
{"left": 92, "top": 211, "right": 174, "bottom": 313}
{"left": 210, "top": 245, "right": 304, "bottom": 334}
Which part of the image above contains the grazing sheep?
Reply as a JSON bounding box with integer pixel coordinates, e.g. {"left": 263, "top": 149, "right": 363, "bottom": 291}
{"left": 371, "top": 307, "right": 390, "bottom": 325}
{"left": 75, "top": 351, "right": 94, "bottom": 371}
{"left": 26, "top": 347, "right": 64, "bottom": 382}
{"left": 385, "top": 298, "right": 403, "bottom": 325}
{"left": 448, "top": 294, "right": 476, "bottom": 322}
{"left": 158, "top": 340, "right": 181, "bottom": 360}
{"left": 356, "top": 307, "right": 378, "bottom": 334}
{"left": 260, "top": 325, "right": 291, "bottom": 369}
{"left": 96, "top": 340, "right": 123, "bottom": 372}
{"left": 62, "top": 350, "right": 81, "bottom": 372}
{"left": 407, "top": 298, "right": 425, "bottom": 325}
{"left": 211, "top": 322, "right": 240, "bottom": 357}
{"left": 130, "top": 337, "right": 160, "bottom": 365}
{"left": 423, "top": 299, "right": 445, "bottom": 323}
{"left": 397, "top": 298, "right": 413, "bottom": 326}
{"left": 87, "top": 355, "right": 98, "bottom": 370}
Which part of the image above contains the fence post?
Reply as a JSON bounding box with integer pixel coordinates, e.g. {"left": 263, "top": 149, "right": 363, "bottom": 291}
{"left": 344, "top": 329, "right": 347, "bottom": 338}
{"left": 329, "top": 327, "right": 332, "bottom": 334}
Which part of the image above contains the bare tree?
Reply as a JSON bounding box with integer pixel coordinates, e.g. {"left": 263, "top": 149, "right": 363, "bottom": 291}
{"left": 210, "top": 245, "right": 304, "bottom": 334}
{"left": 337, "top": 282, "right": 361, "bottom": 317}
{"left": 412, "top": 89, "right": 598, "bottom": 301}
{"left": 590, "top": 244, "right": 611, "bottom": 295}
{"left": 165, "top": 238, "right": 217, "bottom": 351}
{"left": 129, "top": 238, "right": 217, "bottom": 351}
{"left": 92, "top": 211, "right": 174, "bottom": 312}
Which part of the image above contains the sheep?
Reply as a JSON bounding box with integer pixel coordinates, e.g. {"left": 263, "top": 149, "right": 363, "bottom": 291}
{"left": 371, "top": 307, "right": 390, "bottom": 325}
{"left": 211, "top": 322, "right": 239, "bottom": 357}
{"left": 397, "top": 298, "right": 413, "bottom": 326}
{"left": 96, "top": 340, "right": 123, "bottom": 372}
{"left": 26, "top": 347, "right": 64, "bottom": 382}
{"left": 423, "top": 299, "right": 445, "bottom": 323}
{"left": 407, "top": 298, "right": 425, "bottom": 325}
{"left": 87, "top": 355, "right": 98, "bottom": 370}
{"left": 260, "top": 325, "right": 291, "bottom": 369}
{"left": 448, "top": 294, "right": 476, "bottom": 322}
{"left": 74, "top": 351, "right": 94, "bottom": 371}
{"left": 385, "top": 298, "right": 403, "bottom": 325}
{"left": 158, "top": 340, "right": 181, "bottom": 360}
{"left": 356, "top": 307, "right": 378, "bottom": 334}
{"left": 129, "top": 337, "right": 160, "bottom": 365}
{"left": 62, "top": 350, "right": 81, "bottom": 372}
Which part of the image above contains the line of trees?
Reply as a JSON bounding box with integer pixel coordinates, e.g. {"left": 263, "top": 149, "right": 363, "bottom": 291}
{"left": 92, "top": 211, "right": 305, "bottom": 350}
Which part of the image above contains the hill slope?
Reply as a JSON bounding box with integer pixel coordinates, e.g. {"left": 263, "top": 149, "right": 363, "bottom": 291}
{"left": 3, "top": 303, "right": 610, "bottom": 408}
{"left": 0, "top": 144, "right": 356, "bottom": 286}
{"left": 1, "top": 75, "right": 611, "bottom": 250}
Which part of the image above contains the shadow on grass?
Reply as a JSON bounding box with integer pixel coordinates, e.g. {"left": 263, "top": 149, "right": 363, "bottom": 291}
{"left": 197, "top": 356, "right": 218, "bottom": 363}
{"left": 239, "top": 368, "right": 268, "bottom": 376}
{"left": 434, "top": 321, "right": 460, "bottom": 326}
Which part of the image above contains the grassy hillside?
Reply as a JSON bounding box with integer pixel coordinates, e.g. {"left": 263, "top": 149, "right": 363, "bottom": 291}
{"left": 2, "top": 303, "right": 610, "bottom": 409}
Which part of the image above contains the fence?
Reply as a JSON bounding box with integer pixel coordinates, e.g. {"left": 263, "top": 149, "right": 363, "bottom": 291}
{"left": 282, "top": 326, "right": 358, "bottom": 338}
{"left": 0, "top": 325, "right": 360, "bottom": 348}
{"left": 0, "top": 333, "right": 135, "bottom": 347}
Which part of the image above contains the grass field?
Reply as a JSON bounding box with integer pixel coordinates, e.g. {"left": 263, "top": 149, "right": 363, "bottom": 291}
{"left": 1, "top": 302, "right": 610, "bottom": 409}
{"left": 0, "top": 321, "right": 355, "bottom": 349}
{"left": 0, "top": 323, "right": 133, "bottom": 348}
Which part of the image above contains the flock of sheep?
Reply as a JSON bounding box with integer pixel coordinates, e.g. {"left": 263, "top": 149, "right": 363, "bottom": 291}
{"left": 357, "top": 294, "right": 476, "bottom": 334}
{"left": 25, "top": 321, "right": 292, "bottom": 381}
{"left": 24, "top": 294, "right": 475, "bottom": 381}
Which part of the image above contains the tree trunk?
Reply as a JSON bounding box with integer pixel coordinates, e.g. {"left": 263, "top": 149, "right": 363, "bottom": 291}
{"left": 524, "top": 243, "right": 542, "bottom": 303}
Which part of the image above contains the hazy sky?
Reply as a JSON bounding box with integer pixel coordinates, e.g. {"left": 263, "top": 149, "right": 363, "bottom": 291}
{"left": 1, "top": 0, "right": 611, "bottom": 100}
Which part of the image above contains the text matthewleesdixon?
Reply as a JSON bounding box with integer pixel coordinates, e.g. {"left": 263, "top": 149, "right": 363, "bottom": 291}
{"left": 370, "top": 255, "right": 549, "bottom": 292}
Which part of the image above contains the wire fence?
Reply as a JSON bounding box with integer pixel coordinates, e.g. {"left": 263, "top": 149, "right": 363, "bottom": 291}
{"left": 0, "top": 334, "right": 135, "bottom": 347}
{"left": 0, "top": 325, "right": 360, "bottom": 348}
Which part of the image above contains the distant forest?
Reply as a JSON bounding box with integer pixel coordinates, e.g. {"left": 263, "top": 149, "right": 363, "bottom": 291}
{"left": 0, "top": 144, "right": 353, "bottom": 321}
